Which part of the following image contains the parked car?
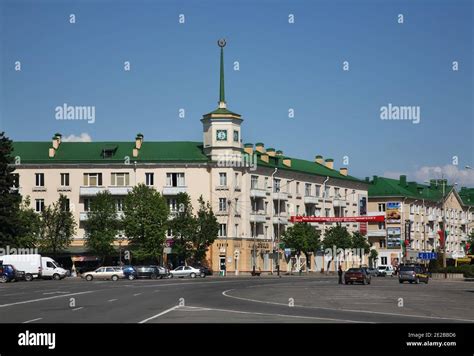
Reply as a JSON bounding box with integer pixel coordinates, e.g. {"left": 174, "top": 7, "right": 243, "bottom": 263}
{"left": 193, "top": 264, "right": 212, "bottom": 276}
{"left": 377, "top": 265, "right": 395, "bottom": 277}
{"left": 0, "top": 254, "right": 68, "bottom": 281}
{"left": 82, "top": 266, "right": 124, "bottom": 281}
{"left": 344, "top": 268, "right": 371, "bottom": 285}
{"left": 399, "top": 265, "right": 429, "bottom": 284}
{"left": 170, "top": 266, "right": 205, "bottom": 278}
{"left": 153, "top": 265, "right": 170, "bottom": 278}
{"left": 122, "top": 265, "right": 137, "bottom": 280}
{"left": 133, "top": 266, "right": 162, "bottom": 280}
{"left": 0, "top": 264, "right": 18, "bottom": 283}
{"left": 365, "top": 267, "right": 378, "bottom": 277}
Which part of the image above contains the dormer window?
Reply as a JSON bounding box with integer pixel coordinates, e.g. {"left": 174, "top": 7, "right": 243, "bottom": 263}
{"left": 102, "top": 145, "right": 118, "bottom": 158}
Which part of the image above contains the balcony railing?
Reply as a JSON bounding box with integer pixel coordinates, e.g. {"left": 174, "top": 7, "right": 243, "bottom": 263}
{"left": 79, "top": 186, "right": 107, "bottom": 196}
{"left": 162, "top": 186, "right": 187, "bottom": 195}
{"left": 108, "top": 186, "right": 133, "bottom": 195}
{"left": 303, "top": 195, "right": 318, "bottom": 205}
{"left": 250, "top": 213, "right": 266, "bottom": 223}
{"left": 427, "top": 214, "right": 435, "bottom": 222}
{"left": 272, "top": 191, "right": 288, "bottom": 201}
{"left": 80, "top": 211, "right": 124, "bottom": 221}
{"left": 333, "top": 198, "right": 346, "bottom": 207}
{"left": 273, "top": 216, "right": 288, "bottom": 225}
{"left": 250, "top": 188, "right": 267, "bottom": 198}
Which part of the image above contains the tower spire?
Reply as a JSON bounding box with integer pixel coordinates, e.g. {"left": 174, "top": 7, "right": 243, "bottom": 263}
{"left": 217, "top": 38, "right": 227, "bottom": 109}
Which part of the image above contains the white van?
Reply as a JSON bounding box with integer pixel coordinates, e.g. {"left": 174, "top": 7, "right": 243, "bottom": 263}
{"left": 0, "top": 254, "right": 67, "bottom": 281}
{"left": 377, "top": 265, "right": 395, "bottom": 277}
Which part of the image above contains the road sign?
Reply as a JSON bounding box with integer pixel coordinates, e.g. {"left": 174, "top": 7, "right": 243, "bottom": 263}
{"left": 284, "top": 248, "right": 291, "bottom": 258}
{"left": 418, "top": 252, "right": 437, "bottom": 260}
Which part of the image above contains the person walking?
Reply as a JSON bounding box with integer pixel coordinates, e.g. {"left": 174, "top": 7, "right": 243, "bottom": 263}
{"left": 338, "top": 264, "right": 343, "bottom": 284}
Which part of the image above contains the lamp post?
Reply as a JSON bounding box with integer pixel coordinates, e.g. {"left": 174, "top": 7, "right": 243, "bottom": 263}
{"left": 118, "top": 235, "right": 124, "bottom": 266}
{"left": 276, "top": 178, "right": 294, "bottom": 277}
{"left": 270, "top": 168, "right": 278, "bottom": 274}
{"left": 252, "top": 196, "right": 257, "bottom": 275}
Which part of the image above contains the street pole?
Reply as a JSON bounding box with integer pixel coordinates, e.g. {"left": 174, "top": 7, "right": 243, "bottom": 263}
{"left": 322, "top": 177, "right": 330, "bottom": 270}
{"left": 253, "top": 197, "right": 257, "bottom": 274}
{"left": 270, "top": 168, "right": 278, "bottom": 274}
{"left": 442, "top": 180, "right": 447, "bottom": 279}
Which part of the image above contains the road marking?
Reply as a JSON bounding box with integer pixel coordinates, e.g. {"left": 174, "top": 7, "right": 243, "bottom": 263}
{"left": 222, "top": 289, "right": 474, "bottom": 323}
{"left": 0, "top": 291, "right": 94, "bottom": 308}
{"left": 139, "top": 306, "right": 180, "bottom": 324}
{"left": 178, "top": 306, "right": 365, "bottom": 323}
{"left": 72, "top": 307, "right": 83, "bottom": 311}
{"left": 133, "top": 293, "right": 142, "bottom": 297}
{"left": 108, "top": 299, "right": 118, "bottom": 302}
{"left": 2, "top": 293, "right": 25, "bottom": 296}
{"left": 43, "top": 291, "right": 70, "bottom": 295}
{"left": 22, "top": 318, "right": 43, "bottom": 324}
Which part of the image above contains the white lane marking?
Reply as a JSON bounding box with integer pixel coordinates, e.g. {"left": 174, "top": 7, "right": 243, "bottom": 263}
{"left": 179, "top": 306, "right": 365, "bottom": 323}
{"left": 0, "top": 291, "right": 94, "bottom": 308}
{"left": 139, "top": 306, "right": 180, "bottom": 324}
{"left": 72, "top": 307, "right": 83, "bottom": 311}
{"left": 23, "top": 318, "right": 43, "bottom": 324}
{"left": 2, "top": 293, "right": 25, "bottom": 296}
{"left": 133, "top": 293, "right": 142, "bottom": 297}
{"left": 108, "top": 299, "right": 118, "bottom": 302}
{"left": 43, "top": 291, "right": 70, "bottom": 295}
{"left": 222, "top": 289, "right": 474, "bottom": 323}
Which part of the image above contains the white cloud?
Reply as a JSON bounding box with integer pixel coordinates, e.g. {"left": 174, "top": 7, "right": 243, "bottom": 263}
{"left": 62, "top": 133, "right": 92, "bottom": 142}
{"left": 383, "top": 165, "right": 474, "bottom": 187}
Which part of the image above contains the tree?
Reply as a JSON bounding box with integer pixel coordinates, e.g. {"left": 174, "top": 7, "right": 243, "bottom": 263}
{"left": 351, "top": 231, "right": 371, "bottom": 266}
{"left": 15, "top": 196, "right": 41, "bottom": 248}
{"left": 38, "top": 195, "right": 76, "bottom": 257}
{"left": 122, "top": 184, "right": 169, "bottom": 263}
{"left": 322, "top": 225, "right": 352, "bottom": 271}
{"left": 0, "top": 132, "right": 21, "bottom": 247}
{"left": 84, "top": 191, "right": 120, "bottom": 263}
{"left": 368, "top": 249, "right": 378, "bottom": 268}
{"left": 282, "top": 223, "right": 321, "bottom": 270}
{"left": 465, "top": 231, "right": 474, "bottom": 255}
{"left": 169, "top": 192, "right": 196, "bottom": 264}
{"left": 192, "top": 196, "right": 219, "bottom": 264}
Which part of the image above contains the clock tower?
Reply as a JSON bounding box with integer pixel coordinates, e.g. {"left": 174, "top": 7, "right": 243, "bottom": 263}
{"left": 201, "top": 39, "right": 243, "bottom": 161}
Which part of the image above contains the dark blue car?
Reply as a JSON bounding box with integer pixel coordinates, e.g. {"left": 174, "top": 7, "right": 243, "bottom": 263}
{"left": 0, "top": 264, "right": 17, "bottom": 283}
{"left": 122, "top": 265, "right": 137, "bottom": 280}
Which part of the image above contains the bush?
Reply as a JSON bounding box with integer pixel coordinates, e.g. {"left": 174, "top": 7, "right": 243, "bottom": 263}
{"left": 432, "top": 264, "right": 474, "bottom": 277}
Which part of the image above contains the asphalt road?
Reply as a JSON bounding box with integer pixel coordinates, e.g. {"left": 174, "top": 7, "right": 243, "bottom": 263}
{"left": 0, "top": 275, "right": 473, "bottom": 323}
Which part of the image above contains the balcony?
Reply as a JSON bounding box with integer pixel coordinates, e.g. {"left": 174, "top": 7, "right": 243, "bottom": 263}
{"left": 250, "top": 213, "right": 266, "bottom": 223}
{"left": 367, "top": 230, "right": 386, "bottom": 237}
{"left": 427, "top": 214, "right": 435, "bottom": 222}
{"left": 162, "top": 186, "right": 187, "bottom": 195}
{"left": 57, "top": 186, "right": 72, "bottom": 192}
{"left": 409, "top": 214, "right": 415, "bottom": 222}
{"left": 216, "top": 185, "right": 229, "bottom": 191}
{"left": 273, "top": 216, "right": 288, "bottom": 225}
{"left": 333, "top": 199, "right": 346, "bottom": 208}
{"left": 250, "top": 188, "right": 267, "bottom": 198}
{"left": 80, "top": 211, "right": 124, "bottom": 221}
{"left": 304, "top": 195, "right": 318, "bottom": 205}
{"left": 32, "top": 186, "right": 47, "bottom": 192}
{"left": 108, "top": 186, "right": 133, "bottom": 195}
{"left": 79, "top": 186, "right": 107, "bottom": 196}
{"left": 437, "top": 216, "right": 443, "bottom": 223}
{"left": 460, "top": 219, "right": 467, "bottom": 225}
{"left": 272, "top": 191, "right": 288, "bottom": 201}
{"left": 428, "top": 232, "right": 435, "bottom": 239}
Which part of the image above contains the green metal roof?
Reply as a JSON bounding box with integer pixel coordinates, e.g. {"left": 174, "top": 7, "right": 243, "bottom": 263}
{"left": 206, "top": 107, "right": 241, "bottom": 116}
{"left": 459, "top": 187, "right": 474, "bottom": 207}
{"left": 12, "top": 141, "right": 209, "bottom": 164}
{"left": 368, "top": 176, "right": 451, "bottom": 202}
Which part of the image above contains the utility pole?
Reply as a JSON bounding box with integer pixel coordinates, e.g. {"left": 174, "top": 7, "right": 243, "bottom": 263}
{"left": 253, "top": 197, "right": 257, "bottom": 275}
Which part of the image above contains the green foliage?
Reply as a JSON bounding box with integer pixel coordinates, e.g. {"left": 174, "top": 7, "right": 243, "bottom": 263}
{"left": 122, "top": 184, "right": 169, "bottom": 263}
{"left": 0, "top": 132, "right": 22, "bottom": 247}
{"left": 38, "top": 195, "right": 76, "bottom": 256}
{"left": 368, "top": 249, "right": 378, "bottom": 268}
{"left": 192, "top": 196, "right": 219, "bottom": 263}
{"left": 352, "top": 232, "right": 371, "bottom": 255}
{"left": 432, "top": 264, "right": 474, "bottom": 277}
{"left": 282, "top": 223, "right": 321, "bottom": 256}
{"left": 169, "top": 192, "right": 196, "bottom": 263}
{"left": 84, "top": 191, "right": 120, "bottom": 261}
{"left": 14, "top": 196, "right": 41, "bottom": 248}
{"left": 322, "top": 225, "right": 352, "bottom": 251}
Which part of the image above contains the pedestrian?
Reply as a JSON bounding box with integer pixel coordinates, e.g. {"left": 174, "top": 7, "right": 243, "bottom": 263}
{"left": 338, "top": 264, "right": 343, "bottom": 284}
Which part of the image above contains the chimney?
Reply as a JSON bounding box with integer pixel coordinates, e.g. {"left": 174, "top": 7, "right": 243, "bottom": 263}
{"left": 52, "top": 133, "right": 62, "bottom": 149}
{"left": 48, "top": 147, "right": 55, "bottom": 158}
{"left": 315, "top": 155, "right": 324, "bottom": 164}
{"left": 339, "top": 167, "right": 348, "bottom": 176}
{"left": 260, "top": 154, "right": 269, "bottom": 163}
{"left": 133, "top": 148, "right": 139, "bottom": 157}
{"left": 325, "top": 158, "right": 334, "bottom": 170}
{"left": 430, "top": 179, "right": 436, "bottom": 189}
{"left": 255, "top": 142, "right": 265, "bottom": 153}
{"left": 244, "top": 143, "right": 254, "bottom": 155}
{"left": 266, "top": 148, "right": 276, "bottom": 157}
{"left": 399, "top": 175, "right": 407, "bottom": 187}
{"left": 276, "top": 150, "right": 283, "bottom": 157}
{"left": 373, "top": 175, "right": 378, "bottom": 184}
{"left": 283, "top": 157, "right": 292, "bottom": 167}
{"left": 135, "top": 133, "right": 144, "bottom": 150}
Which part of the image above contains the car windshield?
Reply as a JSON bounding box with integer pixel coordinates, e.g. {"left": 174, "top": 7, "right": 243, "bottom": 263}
{"left": 347, "top": 268, "right": 362, "bottom": 272}
{"left": 400, "top": 266, "right": 416, "bottom": 271}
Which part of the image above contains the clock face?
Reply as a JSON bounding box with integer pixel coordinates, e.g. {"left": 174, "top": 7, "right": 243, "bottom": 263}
{"left": 216, "top": 130, "right": 227, "bottom": 141}
{"left": 217, "top": 39, "right": 226, "bottom": 47}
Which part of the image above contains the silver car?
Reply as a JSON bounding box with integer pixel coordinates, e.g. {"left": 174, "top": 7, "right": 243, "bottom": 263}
{"left": 83, "top": 266, "right": 124, "bottom": 281}
{"left": 169, "top": 266, "right": 205, "bottom": 278}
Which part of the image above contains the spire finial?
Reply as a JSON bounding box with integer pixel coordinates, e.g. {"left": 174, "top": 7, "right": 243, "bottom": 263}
{"left": 217, "top": 39, "right": 226, "bottom": 109}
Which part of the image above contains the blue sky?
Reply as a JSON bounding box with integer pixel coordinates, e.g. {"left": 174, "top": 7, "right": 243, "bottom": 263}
{"left": 1, "top": 0, "right": 473, "bottom": 184}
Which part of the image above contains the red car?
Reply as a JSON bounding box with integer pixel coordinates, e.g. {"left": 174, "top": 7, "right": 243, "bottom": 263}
{"left": 344, "top": 268, "right": 371, "bottom": 285}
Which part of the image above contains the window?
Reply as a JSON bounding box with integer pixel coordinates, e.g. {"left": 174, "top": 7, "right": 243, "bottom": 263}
{"left": 168, "top": 198, "right": 177, "bottom": 212}
{"left": 334, "top": 187, "right": 340, "bottom": 198}
{"left": 218, "top": 224, "right": 227, "bottom": 237}
{"left": 315, "top": 185, "right": 321, "bottom": 197}
{"left": 378, "top": 203, "right": 386, "bottom": 212}
{"left": 264, "top": 177, "right": 269, "bottom": 189}
{"left": 145, "top": 173, "right": 154, "bottom": 186}
{"left": 381, "top": 257, "right": 387, "bottom": 265}
{"left": 305, "top": 183, "right": 312, "bottom": 197}
{"left": 234, "top": 198, "right": 239, "bottom": 214}
{"left": 410, "top": 204, "right": 415, "bottom": 214}
{"left": 380, "top": 240, "right": 386, "bottom": 248}
{"left": 251, "top": 175, "right": 258, "bottom": 189}
{"left": 286, "top": 180, "right": 291, "bottom": 194}
{"left": 273, "top": 178, "right": 281, "bottom": 193}
{"left": 61, "top": 199, "right": 70, "bottom": 212}
{"left": 233, "top": 130, "right": 239, "bottom": 142}
{"left": 83, "top": 173, "right": 102, "bottom": 186}
{"left": 111, "top": 173, "right": 130, "bottom": 186}
{"left": 324, "top": 186, "right": 330, "bottom": 198}
{"left": 219, "top": 173, "right": 227, "bottom": 186}
{"left": 167, "top": 229, "right": 173, "bottom": 237}
{"left": 60, "top": 173, "right": 69, "bottom": 187}
{"left": 35, "top": 173, "right": 45, "bottom": 187}
{"left": 116, "top": 199, "right": 123, "bottom": 212}
{"left": 325, "top": 208, "right": 330, "bottom": 217}
{"left": 234, "top": 224, "right": 239, "bottom": 237}
{"left": 296, "top": 182, "right": 300, "bottom": 195}
{"left": 265, "top": 201, "right": 268, "bottom": 214}
{"left": 166, "top": 173, "right": 185, "bottom": 187}
{"left": 35, "top": 199, "right": 44, "bottom": 212}
{"left": 219, "top": 198, "right": 227, "bottom": 212}
{"left": 296, "top": 205, "right": 300, "bottom": 215}
{"left": 46, "top": 261, "right": 55, "bottom": 268}
{"left": 378, "top": 222, "right": 385, "bottom": 230}
{"left": 234, "top": 173, "right": 239, "bottom": 188}
{"left": 84, "top": 199, "right": 91, "bottom": 212}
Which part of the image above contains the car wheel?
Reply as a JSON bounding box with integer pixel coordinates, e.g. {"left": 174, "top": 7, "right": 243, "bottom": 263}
{"left": 169, "top": 274, "right": 173, "bottom": 278}
{"left": 53, "top": 273, "right": 61, "bottom": 280}
{"left": 190, "top": 273, "right": 196, "bottom": 278}
{"left": 362, "top": 279, "right": 366, "bottom": 285}
{"left": 0, "top": 275, "right": 8, "bottom": 283}
{"left": 128, "top": 275, "right": 135, "bottom": 280}
{"left": 368, "top": 279, "right": 371, "bottom": 285}
{"left": 399, "top": 280, "right": 403, "bottom": 284}
{"left": 25, "top": 274, "right": 33, "bottom": 282}
{"left": 111, "top": 275, "right": 119, "bottom": 281}
{"left": 200, "top": 273, "right": 206, "bottom": 278}
{"left": 160, "top": 275, "right": 164, "bottom": 279}
{"left": 425, "top": 279, "right": 429, "bottom": 284}
{"left": 86, "top": 275, "right": 93, "bottom": 281}
{"left": 409, "top": 281, "right": 413, "bottom": 284}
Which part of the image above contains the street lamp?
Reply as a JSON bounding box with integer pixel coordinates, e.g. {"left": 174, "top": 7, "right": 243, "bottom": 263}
{"left": 276, "top": 178, "right": 294, "bottom": 277}
{"left": 118, "top": 235, "right": 125, "bottom": 266}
